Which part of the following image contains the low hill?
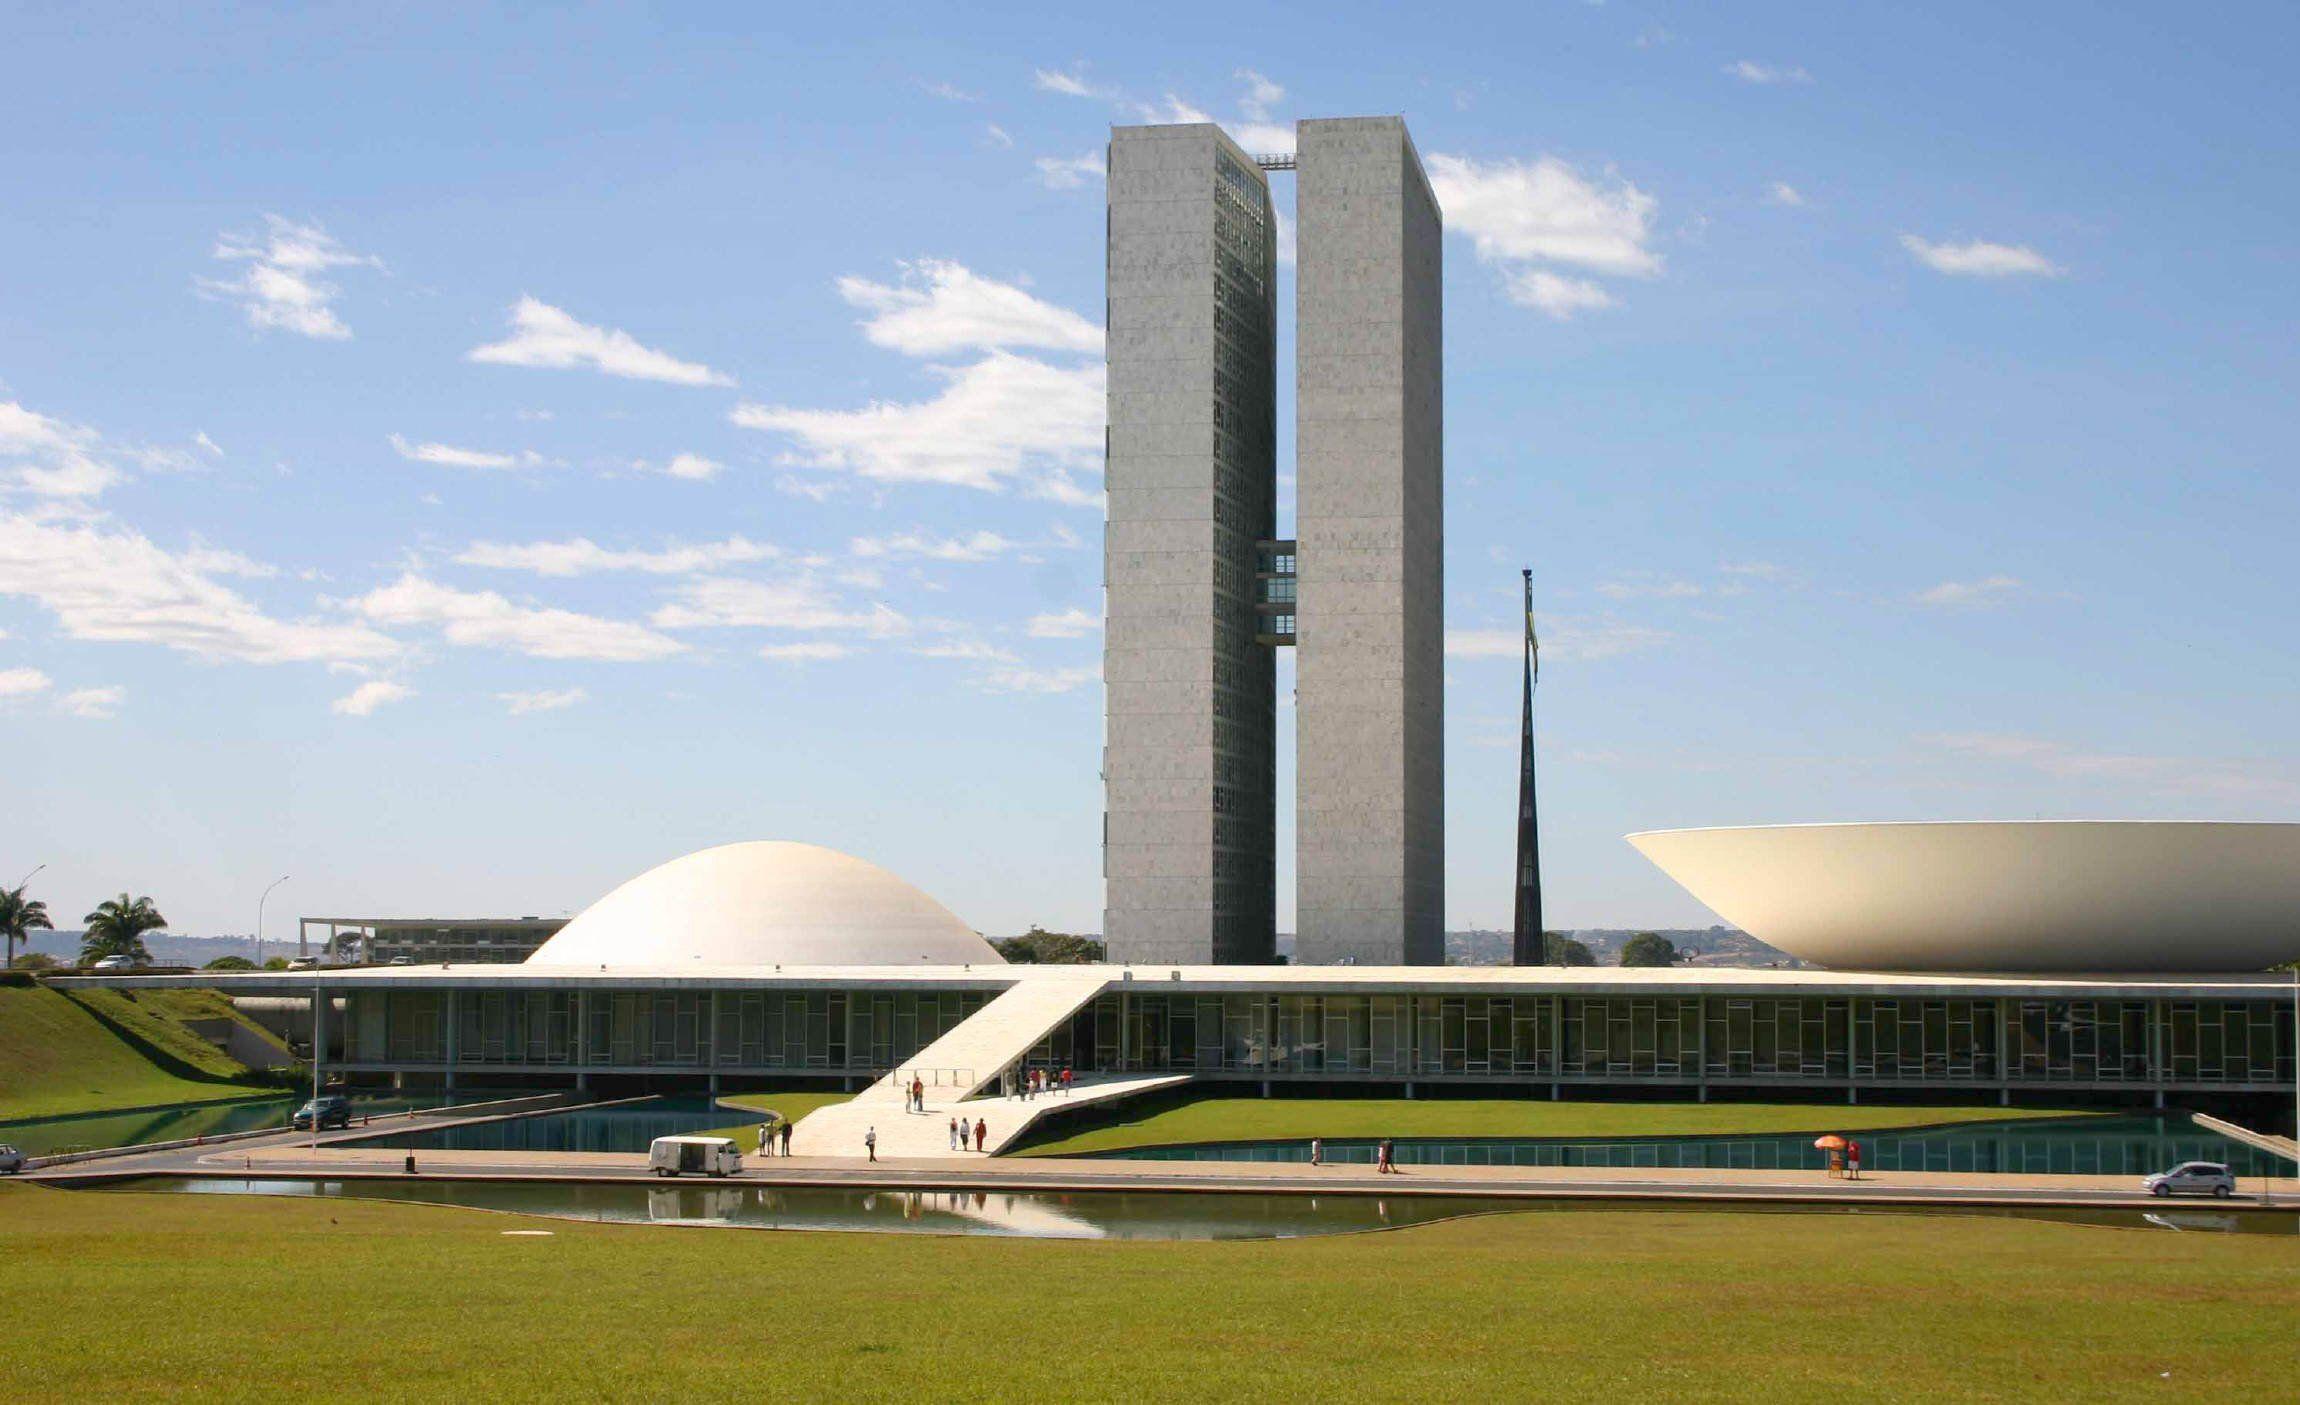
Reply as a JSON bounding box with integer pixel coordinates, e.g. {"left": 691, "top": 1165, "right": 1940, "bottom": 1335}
{"left": 0, "top": 983, "right": 293, "bottom": 1123}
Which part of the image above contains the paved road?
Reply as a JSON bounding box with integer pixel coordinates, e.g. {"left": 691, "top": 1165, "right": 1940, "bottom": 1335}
{"left": 29, "top": 1132, "right": 2287, "bottom": 1211}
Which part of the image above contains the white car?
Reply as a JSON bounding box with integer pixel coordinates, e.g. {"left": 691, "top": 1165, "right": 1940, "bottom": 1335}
{"left": 2142, "top": 1161, "right": 2236, "bottom": 1198}
{"left": 89, "top": 955, "right": 138, "bottom": 973}
{"left": 0, "top": 1145, "right": 23, "bottom": 1175}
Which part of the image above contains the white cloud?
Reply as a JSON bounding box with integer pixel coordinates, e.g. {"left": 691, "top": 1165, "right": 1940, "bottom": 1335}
{"left": 1033, "top": 66, "right": 1108, "bottom": 99}
{"left": 1035, "top": 150, "right": 1107, "bottom": 190}
{"left": 836, "top": 261, "right": 1103, "bottom": 357}
{"left": 388, "top": 433, "right": 548, "bottom": 471}
{"left": 1427, "top": 154, "right": 1661, "bottom": 277}
{"left": 1235, "top": 69, "right": 1284, "bottom": 119}
{"left": 984, "top": 123, "right": 1014, "bottom": 149}
{"left": 980, "top": 663, "right": 1100, "bottom": 694}
{"left": 353, "top": 574, "right": 684, "bottom": 661}
{"left": 201, "top": 215, "right": 379, "bottom": 339}
{"left": 759, "top": 641, "right": 853, "bottom": 663}
{"left": 663, "top": 453, "right": 723, "bottom": 481}
{"left": 0, "top": 401, "right": 120, "bottom": 498}
{"left": 1914, "top": 575, "right": 2023, "bottom": 608}
{"left": 57, "top": 685, "right": 125, "bottom": 719}
{"left": 923, "top": 81, "right": 977, "bottom": 102}
{"left": 456, "top": 535, "right": 777, "bottom": 577}
{"left": 0, "top": 513, "right": 398, "bottom": 664}
{"left": 1134, "top": 94, "right": 1215, "bottom": 126}
{"left": 733, "top": 349, "right": 1103, "bottom": 497}
{"left": 1767, "top": 182, "right": 1807, "bottom": 208}
{"left": 1026, "top": 606, "right": 1100, "bottom": 638}
{"left": 467, "top": 296, "right": 734, "bottom": 387}
{"left": 1725, "top": 60, "right": 1814, "bottom": 86}
{"left": 180, "top": 545, "right": 278, "bottom": 579}
{"left": 851, "top": 529, "right": 1018, "bottom": 562}
{"left": 1925, "top": 732, "right": 2300, "bottom": 801}
{"left": 913, "top": 639, "right": 1017, "bottom": 662}
{"left": 1427, "top": 153, "right": 1661, "bottom": 316}
{"left": 194, "top": 431, "right": 225, "bottom": 458}
{"left": 1446, "top": 617, "right": 1671, "bottom": 661}
{"left": 0, "top": 666, "right": 51, "bottom": 699}
{"left": 650, "top": 578, "right": 908, "bottom": 638}
{"left": 1900, "top": 235, "right": 2064, "bottom": 279}
{"left": 498, "top": 686, "right": 587, "bottom": 715}
{"left": 1504, "top": 270, "right": 1617, "bottom": 319}
{"left": 331, "top": 679, "right": 411, "bottom": 717}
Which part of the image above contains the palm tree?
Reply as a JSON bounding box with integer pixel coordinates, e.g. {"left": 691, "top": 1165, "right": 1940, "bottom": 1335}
{"left": 81, "top": 893, "right": 166, "bottom": 965}
{"left": 1, "top": 884, "right": 52, "bottom": 970}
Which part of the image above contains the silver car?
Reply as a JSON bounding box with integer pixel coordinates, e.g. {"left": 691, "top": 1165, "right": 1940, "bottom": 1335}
{"left": 2142, "top": 1161, "right": 2236, "bottom": 1198}
{"left": 0, "top": 1144, "right": 23, "bottom": 1175}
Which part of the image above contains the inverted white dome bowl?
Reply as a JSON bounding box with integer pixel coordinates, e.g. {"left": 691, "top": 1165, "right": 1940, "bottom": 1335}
{"left": 1628, "top": 821, "right": 2300, "bottom": 974}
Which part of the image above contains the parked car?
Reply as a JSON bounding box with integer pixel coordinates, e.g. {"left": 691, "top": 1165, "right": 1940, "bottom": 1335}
{"left": 648, "top": 1135, "right": 742, "bottom": 1178}
{"left": 89, "top": 954, "right": 138, "bottom": 973}
{"left": 2142, "top": 1161, "right": 2236, "bottom": 1198}
{"left": 292, "top": 1095, "right": 353, "bottom": 1131}
{"left": 0, "top": 1145, "right": 23, "bottom": 1175}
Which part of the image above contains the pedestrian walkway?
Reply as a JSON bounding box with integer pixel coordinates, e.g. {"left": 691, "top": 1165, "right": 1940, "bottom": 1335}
{"left": 786, "top": 974, "right": 1130, "bottom": 1158}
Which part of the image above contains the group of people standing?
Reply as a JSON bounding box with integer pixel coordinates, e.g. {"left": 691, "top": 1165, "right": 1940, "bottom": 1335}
{"left": 1016, "top": 1066, "right": 1072, "bottom": 1100}
{"left": 947, "top": 1116, "right": 988, "bottom": 1152}
{"left": 1305, "top": 1137, "right": 1402, "bottom": 1172}
{"left": 754, "top": 1118, "right": 794, "bottom": 1157}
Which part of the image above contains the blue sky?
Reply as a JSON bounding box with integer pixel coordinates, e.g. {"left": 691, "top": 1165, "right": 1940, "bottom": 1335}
{"left": 4, "top": 3, "right": 2297, "bottom": 942}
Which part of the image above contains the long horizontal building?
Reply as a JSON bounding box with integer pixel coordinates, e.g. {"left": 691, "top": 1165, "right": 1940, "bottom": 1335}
{"left": 64, "top": 840, "right": 2298, "bottom": 1107}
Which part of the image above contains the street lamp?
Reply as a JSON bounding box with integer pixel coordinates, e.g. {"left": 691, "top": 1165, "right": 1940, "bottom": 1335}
{"left": 5, "top": 864, "right": 42, "bottom": 970}
{"left": 255, "top": 875, "right": 288, "bottom": 968}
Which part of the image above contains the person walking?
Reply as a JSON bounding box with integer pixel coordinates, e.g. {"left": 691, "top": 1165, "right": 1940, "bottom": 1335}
{"left": 1060, "top": 1066, "right": 1073, "bottom": 1096}
{"left": 1309, "top": 1137, "right": 1323, "bottom": 1167}
{"left": 911, "top": 1075, "right": 925, "bottom": 1113}
{"left": 1376, "top": 1138, "right": 1394, "bottom": 1174}
{"left": 758, "top": 1119, "right": 775, "bottom": 1158}
{"left": 779, "top": 1120, "right": 792, "bottom": 1157}
{"left": 973, "top": 1117, "right": 987, "bottom": 1153}
{"left": 864, "top": 1126, "right": 878, "bottom": 1163}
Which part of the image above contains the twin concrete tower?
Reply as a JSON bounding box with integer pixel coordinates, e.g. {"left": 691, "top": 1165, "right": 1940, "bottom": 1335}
{"left": 1104, "top": 116, "right": 1443, "bottom": 967}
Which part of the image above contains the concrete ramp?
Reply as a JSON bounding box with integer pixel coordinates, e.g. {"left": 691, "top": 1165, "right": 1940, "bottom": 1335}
{"left": 790, "top": 974, "right": 1154, "bottom": 1158}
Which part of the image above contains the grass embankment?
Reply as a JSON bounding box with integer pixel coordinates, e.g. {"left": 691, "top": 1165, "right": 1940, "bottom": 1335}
{"left": 697, "top": 1087, "right": 853, "bottom": 1143}
{"left": 1013, "top": 1089, "right": 2098, "bottom": 1157}
{"left": 0, "top": 984, "right": 289, "bottom": 1123}
{"left": 2, "top": 1182, "right": 2291, "bottom": 1398}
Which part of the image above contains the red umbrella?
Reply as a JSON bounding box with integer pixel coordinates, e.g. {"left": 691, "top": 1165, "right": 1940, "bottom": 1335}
{"left": 1814, "top": 1134, "right": 1848, "bottom": 1151}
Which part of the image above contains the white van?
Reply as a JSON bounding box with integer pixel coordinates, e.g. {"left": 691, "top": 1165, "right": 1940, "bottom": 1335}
{"left": 648, "top": 1135, "right": 742, "bottom": 1178}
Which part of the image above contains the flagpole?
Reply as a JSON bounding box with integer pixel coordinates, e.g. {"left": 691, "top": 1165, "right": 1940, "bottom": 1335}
{"left": 1512, "top": 568, "right": 1545, "bottom": 965}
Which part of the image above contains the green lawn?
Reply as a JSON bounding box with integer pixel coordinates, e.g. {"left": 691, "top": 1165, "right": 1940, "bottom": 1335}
{"left": 1012, "top": 1089, "right": 2099, "bottom": 1157}
{"left": 1, "top": 1181, "right": 2290, "bottom": 1399}
{"left": 0, "top": 985, "right": 284, "bottom": 1122}
{"left": 696, "top": 1086, "right": 853, "bottom": 1143}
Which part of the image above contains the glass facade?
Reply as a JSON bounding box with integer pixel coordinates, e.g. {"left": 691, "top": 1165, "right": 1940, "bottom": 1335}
{"left": 335, "top": 984, "right": 2295, "bottom": 1091}
{"left": 342, "top": 989, "right": 988, "bottom": 1072}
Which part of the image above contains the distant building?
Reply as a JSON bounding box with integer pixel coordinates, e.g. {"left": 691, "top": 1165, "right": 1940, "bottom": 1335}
{"left": 299, "top": 916, "right": 566, "bottom": 966}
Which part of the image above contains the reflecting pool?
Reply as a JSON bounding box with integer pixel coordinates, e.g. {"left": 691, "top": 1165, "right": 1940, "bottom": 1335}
{"left": 1101, "top": 1116, "right": 2291, "bottom": 1178}
{"left": 355, "top": 1096, "right": 763, "bottom": 1154}
{"left": 72, "top": 1177, "right": 2300, "bottom": 1238}
{"left": 0, "top": 1092, "right": 466, "bottom": 1159}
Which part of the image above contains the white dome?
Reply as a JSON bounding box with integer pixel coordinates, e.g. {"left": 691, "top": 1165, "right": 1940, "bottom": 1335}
{"left": 527, "top": 841, "right": 1003, "bottom": 967}
{"left": 1630, "top": 821, "right": 2300, "bottom": 974}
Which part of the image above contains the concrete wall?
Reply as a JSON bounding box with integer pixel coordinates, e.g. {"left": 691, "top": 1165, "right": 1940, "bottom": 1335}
{"left": 1104, "top": 124, "right": 1278, "bottom": 964}
{"left": 1294, "top": 116, "right": 1445, "bottom": 966}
